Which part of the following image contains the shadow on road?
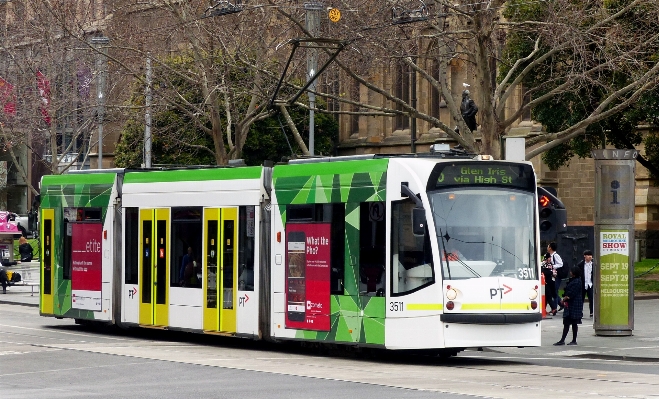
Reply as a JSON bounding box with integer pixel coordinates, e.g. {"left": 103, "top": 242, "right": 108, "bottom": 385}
{"left": 44, "top": 322, "right": 523, "bottom": 367}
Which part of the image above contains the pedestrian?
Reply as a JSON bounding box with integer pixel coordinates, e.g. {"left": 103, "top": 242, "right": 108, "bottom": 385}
{"left": 547, "top": 242, "right": 566, "bottom": 311}
{"left": 0, "top": 266, "right": 7, "bottom": 294}
{"left": 19, "top": 236, "right": 34, "bottom": 262}
{"left": 554, "top": 266, "right": 583, "bottom": 346}
{"left": 577, "top": 250, "right": 595, "bottom": 318}
{"left": 179, "top": 247, "right": 194, "bottom": 286}
{"left": 542, "top": 253, "right": 557, "bottom": 315}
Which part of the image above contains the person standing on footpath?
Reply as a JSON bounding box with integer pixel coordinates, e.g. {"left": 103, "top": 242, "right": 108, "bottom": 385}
{"left": 577, "top": 250, "right": 595, "bottom": 318}
{"left": 554, "top": 266, "right": 584, "bottom": 346}
{"left": 542, "top": 253, "right": 558, "bottom": 315}
{"left": 547, "top": 242, "right": 566, "bottom": 311}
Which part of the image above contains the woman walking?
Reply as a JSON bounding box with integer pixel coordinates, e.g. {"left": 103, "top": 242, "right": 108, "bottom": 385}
{"left": 554, "top": 266, "right": 584, "bottom": 346}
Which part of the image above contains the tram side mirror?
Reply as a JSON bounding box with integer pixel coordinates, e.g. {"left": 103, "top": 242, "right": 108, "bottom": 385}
{"left": 412, "top": 207, "right": 426, "bottom": 236}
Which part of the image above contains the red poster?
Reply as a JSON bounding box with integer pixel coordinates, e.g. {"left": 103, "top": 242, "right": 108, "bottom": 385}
{"left": 285, "top": 223, "right": 331, "bottom": 331}
{"left": 71, "top": 223, "right": 103, "bottom": 311}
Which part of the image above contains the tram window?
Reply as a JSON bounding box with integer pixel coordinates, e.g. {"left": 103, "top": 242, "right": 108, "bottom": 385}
{"left": 124, "top": 208, "right": 139, "bottom": 284}
{"left": 330, "top": 204, "right": 345, "bottom": 295}
{"left": 156, "top": 220, "right": 167, "bottom": 304}
{"left": 43, "top": 219, "right": 52, "bottom": 295}
{"left": 287, "top": 204, "right": 345, "bottom": 295}
{"left": 206, "top": 220, "right": 218, "bottom": 308}
{"left": 141, "top": 220, "right": 152, "bottom": 303}
{"left": 171, "top": 207, "right": 203, "bottom": 288}
{"left": 390, "top": 200, "right": 434, "bottom": 296}
{"left": 83, "top": 208, "right": 102, "bottom": 221}
{"left": 288, "top": 205, "right": 315, "bottom": 221}
{"left": 238, "top": 206, "right": 255, "bottom": 291}
{"left": 359, "top": 202, "right": 386, "bottom": 296}
{"left": 62, "top": 218, "right": 72, "bottom": 280}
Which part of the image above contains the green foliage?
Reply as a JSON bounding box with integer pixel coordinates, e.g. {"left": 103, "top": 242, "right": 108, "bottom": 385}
{"left": 243, "top": 102, "right": 339, "bottom": 166}
{"left": 502, "top": 0, "right": 659, "bottom": 171}
{"left": 116, "top": 53, "right": 215, "bottom": 168}
{"left": 115, "top": 53, "right": 338, "bottom": 168}
{"left": 645, "top": 133, "right": 659, "bottom": 180}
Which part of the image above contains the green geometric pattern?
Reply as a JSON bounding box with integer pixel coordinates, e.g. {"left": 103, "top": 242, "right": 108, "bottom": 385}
{"left": 273, "top": 159, "right": 388, "bottom": 205}
{"left": 41, "top": 174, "right": 116, "bottom": 319}
{"left": 274, "top": 159, "right": 388, "bottom": 346}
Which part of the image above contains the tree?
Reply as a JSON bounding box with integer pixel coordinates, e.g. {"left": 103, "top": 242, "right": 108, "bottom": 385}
{"left": 501, "top": 0, "right": 659, "bottom": 173}
{"left": 7, "top": 0, "right": 658, "bottom": 172}
{"left": 101, "top": 1, "right": 302, "bottom": 165}
{"left": 267, "top": 0, "right": 659, "bottom": 161}
{"left": 115, "top": 53, "right": 338, "bottom": 167}
{"left": 0, "top": 1, "right": 100, "bottom": 198}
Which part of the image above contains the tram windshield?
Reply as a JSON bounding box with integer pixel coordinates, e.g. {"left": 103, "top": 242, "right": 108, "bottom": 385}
{"left": 428, "top": 188, "right": 537, "bottom": 280}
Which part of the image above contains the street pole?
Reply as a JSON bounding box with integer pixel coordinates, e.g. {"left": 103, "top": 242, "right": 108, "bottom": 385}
{"left": 410, "top": 57, "right": 417, "bottom": 154}
{"left": 144, "top": 53, "right": 152, "bottom": 168}
{"left": 305, "top": 2, "right": 322, "bottom": 156}
{"left": 91, "top": 36, "right": 109, "bottom": 169}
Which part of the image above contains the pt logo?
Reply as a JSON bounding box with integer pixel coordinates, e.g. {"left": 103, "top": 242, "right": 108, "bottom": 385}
{"left": 490, "top": 284, "right": 512, "bottom": 299}
{"left": 128, "top": 287, "right": 137, "bottom": 299}
{"left": 238, "top": 294, "right": 249, "bottom": 307}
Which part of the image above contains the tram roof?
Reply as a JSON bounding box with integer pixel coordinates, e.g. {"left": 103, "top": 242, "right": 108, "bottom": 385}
{"left": 123, "top": 166, "right": 262, "bottom": 184}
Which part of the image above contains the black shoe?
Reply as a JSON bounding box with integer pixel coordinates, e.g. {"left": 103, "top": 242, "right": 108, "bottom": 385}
{"left": 567, "top": 341, "right": 577, "bottom": 346}
{"left": 590, "top": 314, "right": 593, "bottom": 318}
{"left": 558, "top": 306, "right": 564, "bottom": 311}
{"left": 553, "top": 341, "right": 565, "bottom": 346}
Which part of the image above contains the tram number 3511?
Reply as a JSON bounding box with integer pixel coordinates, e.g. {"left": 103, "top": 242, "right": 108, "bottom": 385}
{"left": 389, "top": 301, "right": 404, "bottom": 312}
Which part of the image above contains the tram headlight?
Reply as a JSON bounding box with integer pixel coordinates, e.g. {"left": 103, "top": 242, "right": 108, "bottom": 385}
{"left": 446, "top": 288, "right": 457, "bottom": 300}
{"left": 529, "top": 289, "right": 538, "bottom": 300}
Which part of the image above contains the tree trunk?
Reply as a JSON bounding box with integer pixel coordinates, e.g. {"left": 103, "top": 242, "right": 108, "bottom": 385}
{"left": 210, "top": 112, "right": 228, "bottom": 165}
{"left": 473, "top": 12, "right": 501, "bottom": 158}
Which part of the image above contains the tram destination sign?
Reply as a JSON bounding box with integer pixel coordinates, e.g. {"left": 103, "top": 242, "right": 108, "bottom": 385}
{"left": 429, "top": 162, "right": 535, "bottom": 190}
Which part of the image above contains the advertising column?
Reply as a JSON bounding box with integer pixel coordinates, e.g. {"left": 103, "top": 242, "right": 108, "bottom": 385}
{"left": 592, "top": 149, "right": 637, "bottom": 336}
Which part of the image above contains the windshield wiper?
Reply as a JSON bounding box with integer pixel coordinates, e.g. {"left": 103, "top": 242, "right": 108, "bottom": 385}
{"left": 452, "top": 255, "right": 481, "bottom": 278}
{"left": 439, "top": 229, "right": 452, "bottom": 280}
{"left": 439, "top": 230, "right": 480, "bottom": 278}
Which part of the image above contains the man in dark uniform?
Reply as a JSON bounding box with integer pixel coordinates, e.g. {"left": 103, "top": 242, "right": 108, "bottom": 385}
{"left": 577, "top": 250, "right": 595, "bottom": 317}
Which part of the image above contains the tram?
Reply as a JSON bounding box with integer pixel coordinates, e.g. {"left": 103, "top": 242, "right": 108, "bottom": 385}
{"left": 38, "top": 151, "right": 542, "bottom": 354}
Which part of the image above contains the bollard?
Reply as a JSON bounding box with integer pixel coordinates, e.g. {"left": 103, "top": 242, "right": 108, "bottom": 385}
{"left": 541, "top": 273, "right": 547, "bottom": 319}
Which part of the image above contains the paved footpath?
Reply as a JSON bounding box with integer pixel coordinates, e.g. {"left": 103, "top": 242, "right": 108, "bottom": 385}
{"left": 2, "top": 285, "right": 659, "bottom": 362}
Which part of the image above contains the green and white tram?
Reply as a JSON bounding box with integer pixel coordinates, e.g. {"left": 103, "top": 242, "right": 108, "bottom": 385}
{"left": 39, "top": 153, "right": 542, "bottom": 354}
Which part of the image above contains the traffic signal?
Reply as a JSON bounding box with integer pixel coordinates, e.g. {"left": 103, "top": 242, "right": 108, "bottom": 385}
{"left": 537, "top": 187, "right": 567, "bottom": 241}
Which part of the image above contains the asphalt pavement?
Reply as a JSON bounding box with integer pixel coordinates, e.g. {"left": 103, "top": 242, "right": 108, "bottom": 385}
{"left": 2, "top": 284, "right": 658, "bottom": 362}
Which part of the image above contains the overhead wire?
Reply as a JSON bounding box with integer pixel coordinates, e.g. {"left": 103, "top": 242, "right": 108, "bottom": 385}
{"left": 129, "top": 0, "right": 557, "bottom": 38}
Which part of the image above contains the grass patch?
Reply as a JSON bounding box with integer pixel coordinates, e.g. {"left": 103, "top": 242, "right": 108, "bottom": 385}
{"left": 12, "top": 238, "right": 39, "bottom": 260}
{"left": 634, "top": 258, "right": 659, "bottom": 275}
{"left": 634, "top": 258, "right": 659, "bottom": 294}
{"left": 635, "top": 279, "right": 659, "bottom": 292}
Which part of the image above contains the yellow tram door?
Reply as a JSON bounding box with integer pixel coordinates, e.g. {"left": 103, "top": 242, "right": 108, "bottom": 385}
{"left": 139, "top": 208, "right": 170, "bottom": 327}
{"left": 40, "top": 209, "right": 55, "bottom": 315}
{"left": 203, "top": 208, "right": 238, "bottom": 333}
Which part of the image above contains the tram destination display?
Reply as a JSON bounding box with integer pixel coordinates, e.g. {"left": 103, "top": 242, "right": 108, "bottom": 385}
{"left": 429, "top": 162, "right": 535, "bottom": 190}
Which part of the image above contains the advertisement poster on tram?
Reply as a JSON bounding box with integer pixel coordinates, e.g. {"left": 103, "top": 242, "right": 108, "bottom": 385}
{"left": 71, "top": 223, "right": 103, "bottom": 311}
{"left": 599, "top": 230, "right": 630, "bottom": 325}
{"left": 285, "top": 223, "right": 331, "bottom": 331}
